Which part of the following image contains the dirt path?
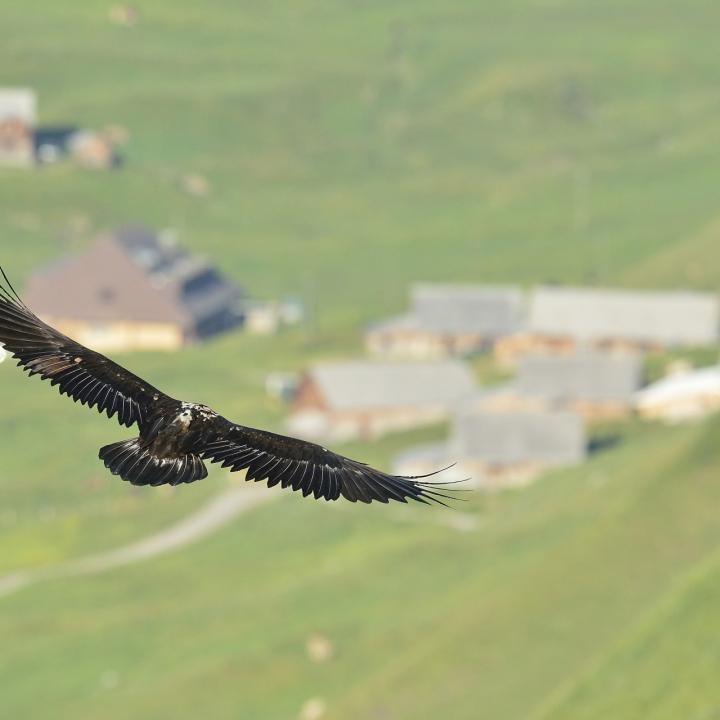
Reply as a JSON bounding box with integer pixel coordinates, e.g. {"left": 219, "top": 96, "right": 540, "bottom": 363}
{"left": 0, "top": 486, "right": 274, "bottom": 600}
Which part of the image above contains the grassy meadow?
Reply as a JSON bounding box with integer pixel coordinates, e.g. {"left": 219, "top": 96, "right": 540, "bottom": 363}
{"left": 1, "top": 0, "right": 720, "bottom": 718}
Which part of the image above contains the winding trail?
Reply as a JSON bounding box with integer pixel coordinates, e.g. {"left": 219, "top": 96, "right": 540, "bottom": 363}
{"left": 0, "top": 484, "right": 477, "bottom": 601}
{"left": 0, "top": 486, "right": 274, "bottom": 600}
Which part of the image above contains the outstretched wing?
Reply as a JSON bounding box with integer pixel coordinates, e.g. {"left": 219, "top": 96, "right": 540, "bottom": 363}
{"left": 0, "top": 268, "right": 165, "bottom": 428}
{"left": 202, "top": 418, "right": 462, "bottom": 505}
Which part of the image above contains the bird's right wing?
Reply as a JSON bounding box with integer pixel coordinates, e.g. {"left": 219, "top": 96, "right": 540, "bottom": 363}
{"left": 202, "top": 417, "right": 463, "bottom": 505}
{"left": 0, "top": 268, "right": 166, "bottom": 428}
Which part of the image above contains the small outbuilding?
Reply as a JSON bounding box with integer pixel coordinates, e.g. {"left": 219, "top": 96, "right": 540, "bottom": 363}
{"left": 635, "top": 365, "right": 720, "bottom": 422}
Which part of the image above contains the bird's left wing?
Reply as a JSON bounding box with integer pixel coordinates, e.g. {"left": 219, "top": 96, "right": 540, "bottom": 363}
{"left": 0, "top": 269, "right": 165, "bottom": 428}
{"left": 202, "top": 417, "right": 462, "bottom": 505}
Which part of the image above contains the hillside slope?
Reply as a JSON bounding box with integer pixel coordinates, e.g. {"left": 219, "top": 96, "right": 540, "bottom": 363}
{"left": 3, "top": 0, "right": 720, "bottom": 328}
{"left": 0, "top": 416, "right": 718, "bottom": 719}
{"left": 2, "top": 0, "right": 720, "bottom": 572}
{"left": 1, "top": 2, "right": 720, "bottom": 717}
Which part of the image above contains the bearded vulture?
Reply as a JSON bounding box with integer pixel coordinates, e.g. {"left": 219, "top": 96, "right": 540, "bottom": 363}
{"left": 0, "top": 269, "right": 461, "bottom": 505}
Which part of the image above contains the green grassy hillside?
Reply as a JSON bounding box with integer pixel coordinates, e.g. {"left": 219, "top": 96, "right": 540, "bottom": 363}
{"left": 2, "top": 1, "right": 720, "bottom": 718}
{"left": 3, "top": 0, "right": 720, "bottom": 326}
{"left": 1, "top": 417, "right": 719, "bottom": 719}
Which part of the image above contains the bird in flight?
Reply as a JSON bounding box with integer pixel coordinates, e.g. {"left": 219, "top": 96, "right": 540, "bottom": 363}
{"left": 0, "top": 269, "right": 461, "bottom": 505}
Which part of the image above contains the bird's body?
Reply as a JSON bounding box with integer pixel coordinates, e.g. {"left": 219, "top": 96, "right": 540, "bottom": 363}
{"left": 98, "top": 400, "right": 216, "bottom": 486}
{"left": 0, "top": 268, "right": 461, "bottom": 505}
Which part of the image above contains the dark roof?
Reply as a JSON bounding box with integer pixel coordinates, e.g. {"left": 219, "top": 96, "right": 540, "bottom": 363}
{"left": 516, "top": 352, "right": 644, "bottom": 403}
{"left": 24, "top": 226, "right": 244, "bottom": 338}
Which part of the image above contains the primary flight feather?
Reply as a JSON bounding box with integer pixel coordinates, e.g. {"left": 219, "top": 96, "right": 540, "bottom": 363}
{"left": 0, "top": 268, "right": 460, "bottom": 505}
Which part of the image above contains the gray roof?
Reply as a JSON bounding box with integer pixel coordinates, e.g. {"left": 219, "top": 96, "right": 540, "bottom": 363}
{"left": 410, "top": 284, "right": 526, "bottom": 336}
{"left": 0, "top": 88, "right": 36, "bottom": 124}
{"left": 516, "top": 351, "right": 644, "bottom": 402}
{"left": 449, "top": 409, "right": 586, "bottom": 466}
{"left": 530, "top": 286, "right": 720, "bottom": 346}
{"left": 309, "top": 361, "right": 476, "bottom": 411}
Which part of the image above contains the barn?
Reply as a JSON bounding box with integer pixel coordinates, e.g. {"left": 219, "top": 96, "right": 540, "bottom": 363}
{"left": 395, "top": 406, "right": 586, "bottom": 489}
{"left": 496, "top": 286, "right": 720, "bottom": 365}
{"left": 24, "top": 226, "right": 245, "bottom": 352}
{"left": 288, "top": 360, "right": 476, "bottom": 441}
{"left": 367, "top": 284, "right": 526, "bottom": 359}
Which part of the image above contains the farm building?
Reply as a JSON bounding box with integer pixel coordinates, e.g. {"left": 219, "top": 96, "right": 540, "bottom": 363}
{"left": 0, "top": 88, "right": 120, "bottom": 168}
{"left": 394, "top": 407, "right": 586, "bottom": 490}
{"left": 635, "top": 365, "right": 720, "bottom": 422}
{"left": 24, "top": 226, "right": 244, "bottom": 352}
{"left": 244, "top": 298, "right": 304, "bottom": 335}
{"left": 287, "top": 360, "right": 476, "bottom": 441}
{"left": 508, "top": 351, "right": 643, "bottom": 419}
{"left": 366, "top": 284, "right": 525, "bottom": 359}
{"left": 67, "top": 129, "right": 118, "bottom": 169}
{"left": 495, "top": 286, "right": 720, "bottom": 365}
{"left": 0, "top": 88, "right": 36, "bottom": 168}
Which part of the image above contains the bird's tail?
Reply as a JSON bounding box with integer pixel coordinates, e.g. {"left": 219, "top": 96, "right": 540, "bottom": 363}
{"left": 99, "top": 439, "right": 208, "bottom": 486}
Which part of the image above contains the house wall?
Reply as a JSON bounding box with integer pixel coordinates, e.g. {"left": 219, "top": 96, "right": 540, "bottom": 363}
{"left": 245, "top": 305, "right": 281, "bottom": 335}
{"left": 289, "top": 405, "right": 451, "bottom": 442}
{"left": 636, "top": 393, "right": 720, "bottom": 422}
{"left": 495, "top": 333, "right": 661, "bottom": 367}
{"left": 0, "top": 118, "right": 33, "bottom": 167}
{"left": 468, "top": 460, "right": 547, "bottom": 490}
{"left": 494, "top": 334, "right": 577, "bottom": 367}
{"left": 366, "top": 328, "right": 486, "bottom": 359}
{"left": 69, "top": 132, "right": 115, "bottom": 169}
{"left": 477, "top": 391, "right": 630, "bottom": 421}
{"left": 42, "top": 317, "right": 184, "bottom": 352}
{"left": 568, "top": 399, "right": 632, "bottom": 421}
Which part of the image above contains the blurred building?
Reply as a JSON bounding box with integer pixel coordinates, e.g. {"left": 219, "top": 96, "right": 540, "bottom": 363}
{"left": 635, "top": 364, "right": 720, "bottom": 422}
{"left": 0, "top": 88, "right": 120, "bottom": 169}
{"left": 366, "top": 284, "right": 525, "bottom": 359}
{"left": 244, "top": 298, "right": 304, "bottom": 335}
{"left": 496, "top": 286, "right": 720, "bottom": 366}
{"left": 0, "top": 88, "right": 36, "bottom": 168}
{"left": 265, "top": 372, "right": 299, "bottom": 402}
{"left": 395, "top": 406, "right": 586, "bottom": 489}
{"left": 24, "top": 226, "right": 245, "bottom": 352}
{"left": 288, "top": 360, "right": 476, "bottom": 441}
{"left": 67, "top": 130, "right": 118, "bottom": 169}
{"left": 478, "top": 351, "right": 644, "bottom": 420}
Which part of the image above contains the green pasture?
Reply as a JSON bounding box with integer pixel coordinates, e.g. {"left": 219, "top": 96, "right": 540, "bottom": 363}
{"left": 1, "top": 417, "right": 719, "bottom": 719}
{"left": 1, "top": 1, "right": 720, "bottom": 718}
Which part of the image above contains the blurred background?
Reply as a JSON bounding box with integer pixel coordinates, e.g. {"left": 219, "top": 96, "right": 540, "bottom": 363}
{"left": 1, "top": 1, "right": 720, "bottom": 718}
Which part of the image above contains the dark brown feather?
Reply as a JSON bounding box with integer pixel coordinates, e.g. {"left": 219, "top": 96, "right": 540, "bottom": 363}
{"left": 202, "top": 419, "right": 463, "bottom": 505}
{"left": 0, "top": 269, "right": 166, "bottom": 428}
